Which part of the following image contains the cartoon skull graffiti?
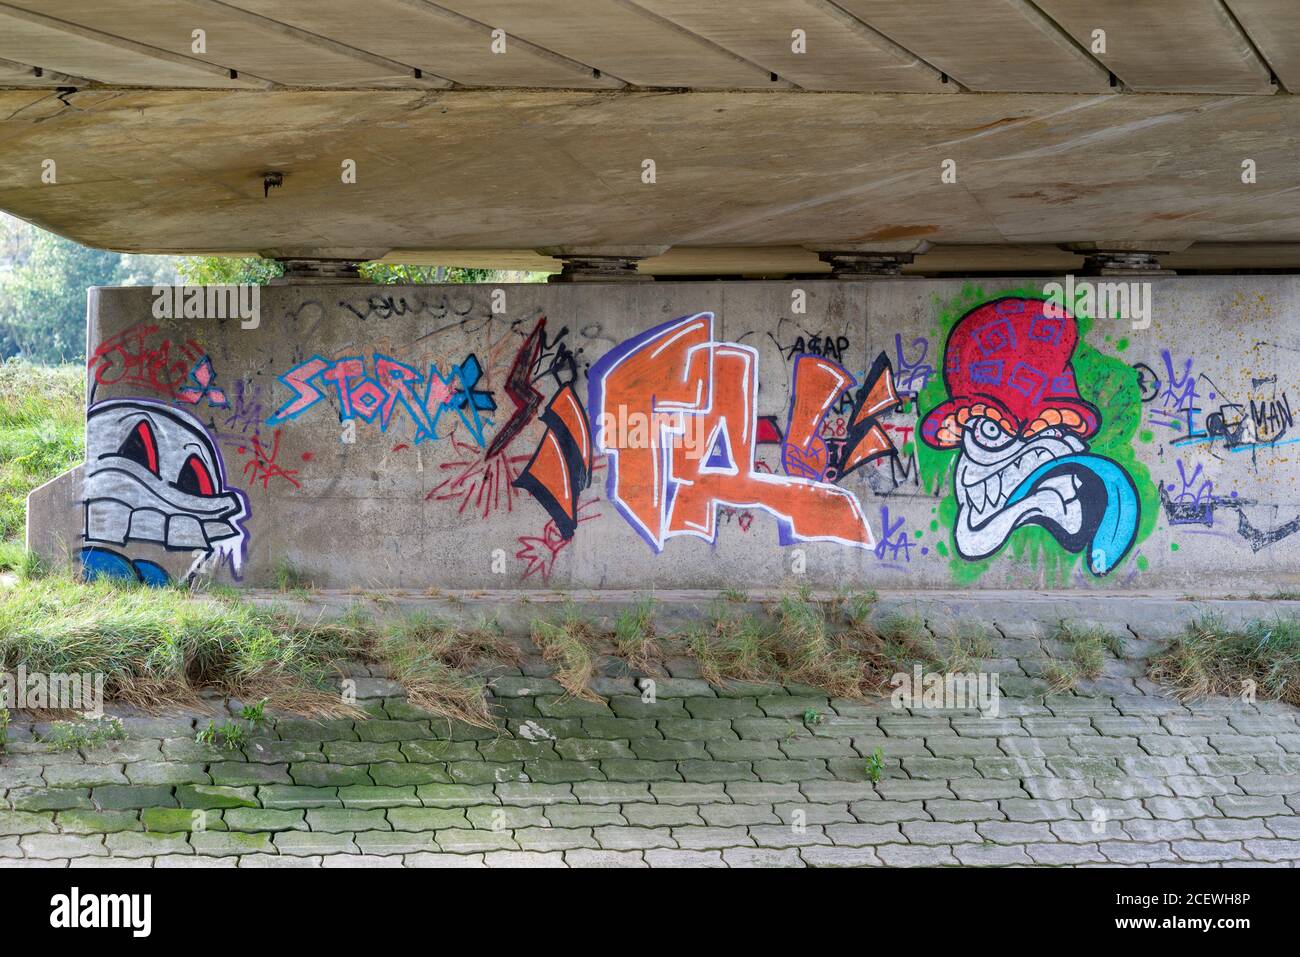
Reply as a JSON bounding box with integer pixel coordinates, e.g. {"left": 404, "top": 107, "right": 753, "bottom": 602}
{"left": 82, "top": 398, "right": 250, "bottom": 582}
{"left": 920, "top": 297, "right": 1139, "bottom": 576}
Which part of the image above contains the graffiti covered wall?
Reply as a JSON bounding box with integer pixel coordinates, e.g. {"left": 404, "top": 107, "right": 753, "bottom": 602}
{"left": 27, "top": 278, "right": 1300, "bottom": 593}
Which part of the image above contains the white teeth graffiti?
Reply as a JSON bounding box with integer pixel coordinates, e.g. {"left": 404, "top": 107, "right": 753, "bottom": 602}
{"left": 952, "top": 419, "right": 1086, "bottom": 560}
{"left": 82, "top": 398, "right": 250, "bottom": 578}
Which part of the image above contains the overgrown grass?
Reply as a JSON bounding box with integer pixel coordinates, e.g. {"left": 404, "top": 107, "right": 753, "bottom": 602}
{"left": 0, "top": 575, "right": 527, "bottom": 725}
{"left": 1043, "top": 620, "right": 1120, "bottom": 692}
{"left": 0, "top": 576, "right": 369, "bottom": 713}
{"left": 42, "top": 716, "right": 126, "bottom": 751}
{"left": 1151, "top": 616, "right": 1300, "bottom": 706}
{"left": 613, "top": 594, "right": 657, "bottom": 668}
{"left": 273, "top": 559, "right": 314, "bottom": 593}
{"left": 0, "top": 360, "right": 84, "bottom": 569}
{"left": 375, "top": 612, "right": 519, "bottom": 727}
{"left": 530, "top": 603, "right": 601, "bottom": 700}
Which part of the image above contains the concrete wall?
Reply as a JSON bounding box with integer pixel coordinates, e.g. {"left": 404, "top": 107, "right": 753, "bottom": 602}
{"left": 27, "top": 277, "right": 1300, "bottom": 594}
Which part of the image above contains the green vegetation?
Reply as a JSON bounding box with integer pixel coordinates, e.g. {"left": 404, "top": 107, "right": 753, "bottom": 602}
{"left": 272, "top": 559, "right": 314, "bottom": 594}
{"left": 373, "top": 612, "right": 518, "bottom": 727}
{"left": 0, "top": 213, "right": 179, "bottom": 364}
{"left": 1151, "top": 616, "right": 1300, "bottom": 706}
{"left": 1044, "top": 620, "right": 1121, "bottom": 692}
{"left": 0, "top": 576, "right": 370, "bottom": 713}
{"left": 0, "top": 576, "right": 529, "bottom": 724}
{"left": 613, "top": 594, "right": 657, "bottom": 667}
{"left": 238, "top": 697, "right": 269, "bottom": 730}
{"left": 175, "top": 255, "right": 546, "bottom": 288}
{"left": 42, "top": 716, "right": 127, "bottom": 752}
{"left": 196, "top": 719, "right": 247, "bottom": 752}
{"left": 865, "top": 746, "right": 886, "bottom": 784}
{"left": 530, "top": 604, "right": 600, "bottom": 700}
{"left": 0, "top": 360, "right": 84, "bottom": 567}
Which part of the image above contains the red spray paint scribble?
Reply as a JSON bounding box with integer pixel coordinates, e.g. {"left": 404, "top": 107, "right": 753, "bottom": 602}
{"left": 238, "top": 429, "right": 301, "bottom": 490}
{"left": 88, "top": 322, "right": 205, "bottom": 399}
{"left": 426, "top": 437, "right": 531, "bottom": 519}
{"left": 516, "top": 501, "right": 602, "bottom": 583}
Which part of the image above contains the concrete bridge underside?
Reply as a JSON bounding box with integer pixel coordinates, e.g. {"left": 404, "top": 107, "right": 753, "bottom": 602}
{"left": 2, "top": 0, "right": 1300, "bottom": 273}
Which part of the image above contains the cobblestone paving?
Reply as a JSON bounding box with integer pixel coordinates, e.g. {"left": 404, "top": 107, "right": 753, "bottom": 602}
{"left": 2, "top": 620, "right": 1298, "bottom": 868}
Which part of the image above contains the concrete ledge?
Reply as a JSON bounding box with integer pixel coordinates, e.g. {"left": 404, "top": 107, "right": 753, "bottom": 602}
{"left": 243, "top": 589, "right": 1300, "bottom": 640}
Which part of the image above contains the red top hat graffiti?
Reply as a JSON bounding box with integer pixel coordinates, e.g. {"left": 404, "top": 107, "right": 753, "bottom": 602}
{"left": 920, "top": 297, "right": 1100, "bottom": 448}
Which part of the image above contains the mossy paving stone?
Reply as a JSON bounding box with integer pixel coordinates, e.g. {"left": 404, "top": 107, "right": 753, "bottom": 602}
{"left": 208, "top": 762, "right": 291, "bottom": 786}
{"left": 0, "top": 809, "right": 58, "bottom": 834}
{"left": 324, "top": 741, "right": 405, "bottom": 764}
{"left": 190, "top": 831, "right": 275, "bottom": 856}
{"left": 305, "top": 807, "right": 391, "bottom": 832}
{"left": 402, "top": 740, "right": 481, "bottom": 763}
{"left": 368, "top": 762, "right": 452, "bottom": 787}
{"left": 336, "top": 785, "right": 422, "bottom": 809}
{"left": 273, "top": 718, "right": 358, "bottom": 743}
{"left": 224, "top": 807, "right": 308, "bottom": 832}
{"left": 10, "top": 787, "right": 93, "bottom": 811}
{"left": 257, "top": 785, "right": 342, "bottom": 809}
{"left": 92, "top": 785, "right": 175, "bottom": 810}
{"left": 175, "top": 784, "right": 259, "bottom": 809}
{"left": 288, "top": 762, "right": 372, "bottom": 787}
{"left": 142, "top": 806, "right": 226, "bottom": 832}
{"left": 354, "top": 720, "right": 435, "bottom": 743}
{"left": 55, "top": 809, "right": 143, "bottom": 834}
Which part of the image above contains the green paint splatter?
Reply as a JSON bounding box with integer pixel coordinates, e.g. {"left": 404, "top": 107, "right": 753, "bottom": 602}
{"left": 1137, "top": 555, "right": 1149, "bottom": 571}
{"left": 1170, "top": 542, "right": 1179, "bottom": 552}
{"left": 1115, "top": 337, "right": 1129, "bottom": 352}
{"left": 929, "top": 520, "right": 939, "bottom": 531}
{"left": 914, "top": 282, "right": 1158, "bottom": 587}
{"left": 935, "top": 541, "right": 948, "bottom": 557}
{"left": 1139, "top": 429, "right": 1154, "bottom": 443}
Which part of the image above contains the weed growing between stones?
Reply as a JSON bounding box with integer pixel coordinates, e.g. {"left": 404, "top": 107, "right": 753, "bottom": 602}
{"left": 272, "top": 558, "right": 314, "bottom": 594}
{"left": 613, "top": 593, "right": 658, "bottom": 668}
{"left": 865, "top": 746, "right": 886, "bottom": 784}
{"left": 374, "top": 612, "right": 520, "bottom": 727}
{"left": 196, "top": 719, "right": 247, "bottom": 751}
{"left": 530, "top": 602, "right": 601, "bottom": 701}
{"left": 42, "top": 715, "right": 126, "bottom": 751}
{"left": 1152, "top": 616, "right": 1300, "bottom": 706}
{"left": 0, "top": 577, "right": 516, "bottom": 724}
{"left": 1043, "top": 620, "right": 1121, "bottom": 692}
{"left": 528, "top": 586, "right": 950, "bottom": 699}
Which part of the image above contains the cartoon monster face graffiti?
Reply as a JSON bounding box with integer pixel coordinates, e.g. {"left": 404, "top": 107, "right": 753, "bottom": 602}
{"left": 82, "top": 398, "right": 250, "bottom": 579}
{"left": 920, "top": 297, "right": 1139, "bottom": 576}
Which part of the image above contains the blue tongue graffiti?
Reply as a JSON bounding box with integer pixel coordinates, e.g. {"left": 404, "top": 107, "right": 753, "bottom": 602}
{"left": 1003, "top": 453, "right": 1140, "bottom": 576}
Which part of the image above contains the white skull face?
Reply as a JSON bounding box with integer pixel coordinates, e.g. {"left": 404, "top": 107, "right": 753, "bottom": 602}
{"left": 953, "top": 415, "right": 1086, "bottom": 561}
{"left": 83, "top": 399, "right": 249, "bottom": 575}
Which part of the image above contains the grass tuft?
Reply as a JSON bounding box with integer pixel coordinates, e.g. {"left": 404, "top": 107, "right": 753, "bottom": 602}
{"left": 613, "top": 594, "right": 658, "bottom": 667}
{"left": 530, "top": 603, "right": 601, "bottom": 700}
{"left": 1045, "top": 620, "right": 1119, "bottom": 690}
{"left": 0, "top": 360, "right": 84, "bottom": 552}
{"left": 273, "top": 559, "right": 314, "bottom": 594}
{"left": 376, "top": 612, "right": 518, "bottom": 728}
{"left": 1151, "top": 616, "right": 1300, "bottom": 706}
{"left": 42, "top": 716, "right": 127, "bottom": 752}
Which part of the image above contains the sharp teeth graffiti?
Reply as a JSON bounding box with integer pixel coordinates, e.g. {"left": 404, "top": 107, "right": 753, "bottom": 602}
{"left": 920, "top": 297, "right": 1139, "bottom": 576}
{"left": 81, "top": 398, "right": 251, "bottom": 582}
{"left": 589, "top": 312, "right": 874, "bottom": 552}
